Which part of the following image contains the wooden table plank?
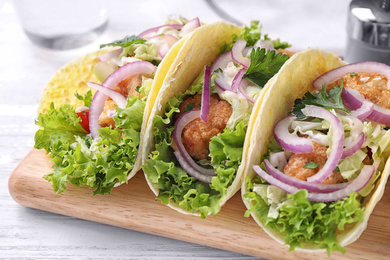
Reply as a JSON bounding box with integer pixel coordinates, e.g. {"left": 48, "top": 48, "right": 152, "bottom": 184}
{"left": 8, "top": 149, "right": 390, "bottom": 260}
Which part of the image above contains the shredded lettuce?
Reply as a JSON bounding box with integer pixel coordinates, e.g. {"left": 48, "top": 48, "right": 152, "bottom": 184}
{"left": 34, "top": 96, "right": 145, "bottom": 195}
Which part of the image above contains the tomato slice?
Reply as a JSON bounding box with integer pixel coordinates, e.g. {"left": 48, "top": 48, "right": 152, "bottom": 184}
{"left": 77, "top": 111, "right": 90, "bottom": 133}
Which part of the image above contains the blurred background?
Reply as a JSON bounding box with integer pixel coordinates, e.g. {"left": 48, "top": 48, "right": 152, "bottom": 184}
{"left": 1, "top": 0, "right": 384, "bottom": 259}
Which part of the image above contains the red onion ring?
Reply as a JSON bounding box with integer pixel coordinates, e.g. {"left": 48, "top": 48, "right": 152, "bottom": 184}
{"left": 231, "top": 39, "right": 251, "bottom": 68}
{"left": 238, "top": 78, "right": 255, "bottom": 103}
{"left": 200, "top": 66, "right": 211, "bottom": 122}
{"left": 349, "top": 101, "right": 374, "bottom": 120}
{"left": 274, "top": 115, "right": 314, "bottom": 153}
{"left": 342, "top": 87, "right": 390, "bottom": 125}
{"left": 172, "top": 110, "right": 216, "bottom": 182}
{"left": 173, "top": 151, "right": 213, "bottom": 184}
{"left": 97, "top": 48, "right": 123, "bottom": 62}
{"left": 211, "top": 51, "right": 233, "bottom": 91}
{"left": 138, "top": 24, "right": 183, "bottom": 38}
{"left": 313, "top": 61, "right": 390, "bottom": 90}
{"left": 253, "top": 163, "right": 375, "bottom": 202}
{"left": 341, "top": 132, "right": 366, "bottom": 159}
{"left": 302, "top": 106, "right": 344, "bottom": 183}
{"left": 89, "top": 61, "right": 156, "bottom": 138}
{"left": 263, "top": 159, "right": 349, "bottom": 193}
{"left": 231, "top": 68, "right": 247, "bottom": 93}
{"left": 181, "top": 17, "right": 201, "bottom": 36}
{"left": 87, "top": 82, "right": 127, "bottom": 109}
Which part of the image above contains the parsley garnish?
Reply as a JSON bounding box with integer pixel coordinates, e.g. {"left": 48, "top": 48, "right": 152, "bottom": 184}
{"left": 135, "top": 86, "right": 141, "bottom": 93}
{"left": 292, "top": 81, "right": 349, "bottom": 120}
{"left": 350, "top": 72, "right": 357, "bottom": 77}
{"left": 242, "top": 48, "right": 289, "bottom": 88}
{"left": 303, "top": 161, "right": 319, "bottom": 169}
{"left": 100, "top": 35, "right": 146, "bottom": 49}
{"left": 75, "top": 90, "right": 93, "bottom": 107}
{"left": 184, "top": 103, "right": 195, "bottom": 112}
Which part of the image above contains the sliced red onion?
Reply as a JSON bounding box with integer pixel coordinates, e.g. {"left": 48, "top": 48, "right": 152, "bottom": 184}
{"left": 158, "top": 42, "right": 171, "bottom": 59}
{"left": 274, "top": 115, "right": 314, "bottom": 153}
{"left": 313, "top": 61, "right": 390, "bottom": 90}
{"left": 342, "top": 87, "right": 390, "bottom": 125}
{"left": 211, "top": 51, "right": 233, "bottom": 91}
{"left": 138, "top": 24, "right": 183, "bottom": 38}
{"left": 172, "top": 110, "right": 216, "bottom": 182}
{"left": 147, "top": 34, "right": 179, "bottom": 46}
{"left": 303, "top": 106, "right": 344, "bottom": 183}
{"left": 200, "top": 66, "right": 211, "bottom": 122}
{"left": 253, "top": 163, "right": 375, "bottom": 202}
{"left": 231, "top": 39, "right": 251, "bottom": 68}
{"left": 174, "top": 151, "right": 213, "bottom": 184}
{"left": 341, "top": 132, "right": 366, "bottom": 159}
{"left": 87, "top": 82, "right": 127, "bottom": 109}
{"left": 341, "top": 87, "right": 366, "bottom": 110}
{"left": 263, "top": 160, "right": 349, "bottom": 193}
{"left": 181, "top": 17, "right": 201, "bottom": 36}
{"left": 89, "top": 61, "right": 156, "bottom": 138}
{"left": 238, "top": 78, "right": 255, "bottom": 103}
{"left": 349, "top": 101, "right": 374, "bottom": 120}
{"left": 97, "top": 48, "right": 123, "bottom": 62}
{"left": 231, "top": 68, "right": 247, "bottom": 93}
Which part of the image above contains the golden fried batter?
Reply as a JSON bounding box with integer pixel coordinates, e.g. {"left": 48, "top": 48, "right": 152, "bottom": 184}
{"left": 333, "top": 72, "right": 390, "bottom": 109}
{"left": 277, "top": 48, "right": 294, "bottom": 58}
{"left": 98, "top": 73, "right": 148, "bottom": 128}
{"left": 177, "top": 94, "right": 232, "bottom": 160}
{"left": 283, "top": 142, "right": 346, "bottom": 184}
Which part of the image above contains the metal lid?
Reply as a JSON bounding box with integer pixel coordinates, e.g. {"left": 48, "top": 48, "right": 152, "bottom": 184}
{"left": 348, "top": 0, "right": 390, "bottom": 48}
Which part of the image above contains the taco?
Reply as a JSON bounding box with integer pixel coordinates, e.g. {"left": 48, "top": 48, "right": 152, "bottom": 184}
{"left": 34, "top": 17, "right": 202, "bottom": 195}
{"left": 141, "top": 21, "right": 292, "bottom": 218}
{"left": 241, "top": 48, "right": 390, "bottom": 255}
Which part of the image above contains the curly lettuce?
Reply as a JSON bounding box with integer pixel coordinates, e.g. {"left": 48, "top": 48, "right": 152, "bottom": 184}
{"left": 34, "top": 96, "right": 145, "bottom": 195}
{"left": 142, "top": 77, "right": 246, "bottom": 218}
{"left": 244, "top": 177, "right": 364, "bottom": 256}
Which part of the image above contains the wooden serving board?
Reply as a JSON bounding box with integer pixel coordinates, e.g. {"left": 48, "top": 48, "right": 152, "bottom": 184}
{"left": 9, "top": 149, "right": 390, "bottom": 259}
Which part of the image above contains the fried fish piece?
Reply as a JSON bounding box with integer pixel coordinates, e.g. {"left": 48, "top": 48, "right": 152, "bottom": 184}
{"left": 176, "top": 94, "right": 232, "bottom": 160}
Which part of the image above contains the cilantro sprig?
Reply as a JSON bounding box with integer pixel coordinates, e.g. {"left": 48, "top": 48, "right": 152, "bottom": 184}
{"left": 243, "top": 48, "right": 289, "bottom": 88}
{"left": 100, "top": 35, "right": 146, "bottom": 49}
{"left": 292, "top": 81, "right": 349, "bottom": 120}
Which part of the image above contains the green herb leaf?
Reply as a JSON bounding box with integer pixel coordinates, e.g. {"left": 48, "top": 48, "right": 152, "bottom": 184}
{"left": 75, "top": 90, "right": 93, "bottom": 107}
{"left": 350, "top": 72, "right": 357, "bottom": 77}
{"left": 100, "top": 35, "right": 146, "bottom": 49}
{"left": 303, "top": 161, "right": 319, "bottom": 169}
{"left": 184, "top": 103, "right": 195, "bottom": 112}
{"left": 292, "top": 81, "right": 350, "bottom": 120}
{"left": 243, "top": 48, "right": 289, "bottom": 88}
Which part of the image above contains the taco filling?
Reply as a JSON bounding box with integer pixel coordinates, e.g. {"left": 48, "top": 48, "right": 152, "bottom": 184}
{"left": 143, "top": 21, "right": 291, "bottom": 218}
{"left": 34, "top": 17, "right": 200, "bottom": 195}
{"left": 244, "top": 61, "right": 390, "bottom": 255}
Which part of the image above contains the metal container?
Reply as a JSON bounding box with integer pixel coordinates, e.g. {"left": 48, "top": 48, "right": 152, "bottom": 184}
{"left": 345, "top": 0, "right": 390, "bottom": 65}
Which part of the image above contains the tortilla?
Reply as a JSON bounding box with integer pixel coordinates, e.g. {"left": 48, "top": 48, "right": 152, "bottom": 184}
{"left": 35, "top": 23, "right": 193, "bottom": 194}
{"left": 140, "top": 20, "right": 300, "bottom": 218}
{"left": 241, "top": 49, "right": 390, "bottom": 252}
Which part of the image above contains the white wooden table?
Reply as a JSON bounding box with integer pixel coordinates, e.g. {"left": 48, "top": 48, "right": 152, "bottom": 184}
{"left": 0, "top": 0, "right": 349, "bottom": 258}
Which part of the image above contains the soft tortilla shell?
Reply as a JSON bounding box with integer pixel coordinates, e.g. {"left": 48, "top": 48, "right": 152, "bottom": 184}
{"left": 38, "top": 37, "right": 187, "bottom": 186}
{"left": 141, "top": 21, "right": 242, "bottom": 216}
{"left": 241, "top": 48, "right": 390, "bottom": 251}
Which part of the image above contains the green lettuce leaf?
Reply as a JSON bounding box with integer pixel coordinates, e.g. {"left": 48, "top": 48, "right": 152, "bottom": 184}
{"left": 34, "top": 96, "right": 145, "bottom": 195}
{"left": 244, "top": 180, "right": 364, "bottom": 256}
{"left": 142, "top": 81, "right": 246, "bottom": 218}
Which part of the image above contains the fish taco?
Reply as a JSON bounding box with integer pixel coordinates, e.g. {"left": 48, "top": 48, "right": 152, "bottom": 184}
{"left": 242, "top": 49, "right": 390, "bottom": 255}
{"left": 142, "top": 21, "right": 292, "bottom": 218}
{"left": 34, "top": 17, "right": 202, "bottom": 195}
